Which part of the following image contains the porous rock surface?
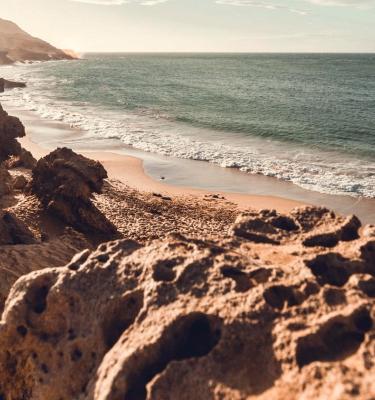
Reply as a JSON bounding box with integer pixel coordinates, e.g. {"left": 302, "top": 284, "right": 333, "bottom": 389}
{"left": 31, "top": 147, "right": 118, "bottom": 236}
{"left": 0, "top": 206, "right": 374, "bottom": 400}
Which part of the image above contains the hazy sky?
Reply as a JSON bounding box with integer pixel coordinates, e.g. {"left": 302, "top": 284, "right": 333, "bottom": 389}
{"left": 1, "top": 0, "right": 375, "bottom": 52}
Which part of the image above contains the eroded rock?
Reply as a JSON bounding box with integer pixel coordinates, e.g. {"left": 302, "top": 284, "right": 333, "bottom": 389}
{"left": 0, "top": 207, "right": 374, "bottom": 400}
{"left": 31, "top": 147, "right": 118, "bottom": 237}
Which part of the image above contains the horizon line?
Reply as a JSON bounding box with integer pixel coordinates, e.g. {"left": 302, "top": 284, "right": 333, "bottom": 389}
{"left": 79, "top": 51, "right": 375, "bottom": 54}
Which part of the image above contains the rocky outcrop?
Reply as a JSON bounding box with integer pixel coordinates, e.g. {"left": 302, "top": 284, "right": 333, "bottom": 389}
{"left": 0, "top": 206, "right": 373, "bottom": 400}
{"left": 0, "top": 103, "right": 36, "bottom": 167}
{"left": 0, "top": 78, "right": 26, "bottom": 92}
{"left": 0, "top": 103, "right": 36, "bottom": 169}
{"left": 31, "top": 148, "right": 118, "bottom": 237}
{"left": 0, "top": 18, "right": 74, "bottom": 65}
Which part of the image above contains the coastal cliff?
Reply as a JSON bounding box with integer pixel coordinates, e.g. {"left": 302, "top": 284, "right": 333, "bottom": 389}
{"left": 0, "top": 101, "right": 374, "bottom": 399}
{"left": 0, "top": 18, "right": 75, "bottom": 64}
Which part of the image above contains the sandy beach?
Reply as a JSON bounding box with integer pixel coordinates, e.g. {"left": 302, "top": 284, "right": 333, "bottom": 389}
{"left": 17, "top": 114, "right": 303, "bottom": 213}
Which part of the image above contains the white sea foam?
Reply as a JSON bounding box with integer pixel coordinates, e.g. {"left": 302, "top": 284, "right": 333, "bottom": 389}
{"left": 1, "top": 63, "right": 374, "bottom": 198}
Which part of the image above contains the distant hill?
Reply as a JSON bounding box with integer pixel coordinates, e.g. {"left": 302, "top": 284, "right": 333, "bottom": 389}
{"left": 0, "top": 18, "right": 75, "bottom": 65}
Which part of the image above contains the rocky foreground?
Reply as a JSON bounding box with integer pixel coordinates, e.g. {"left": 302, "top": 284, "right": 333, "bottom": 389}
{"left": 0, "top": 103, "right": 374, "bottom": 399}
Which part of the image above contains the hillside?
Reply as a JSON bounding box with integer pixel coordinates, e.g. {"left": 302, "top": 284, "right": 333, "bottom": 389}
{"left": 0, "top": 18, "right": 74, "bottom": 64}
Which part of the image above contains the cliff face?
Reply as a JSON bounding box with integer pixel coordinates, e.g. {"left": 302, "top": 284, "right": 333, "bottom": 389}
{"left": 0, "top": 18, "right": 74, "bottom": 64}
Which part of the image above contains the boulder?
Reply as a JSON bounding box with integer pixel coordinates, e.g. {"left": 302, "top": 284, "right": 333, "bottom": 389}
{"left": 31, "top": 147, "right": 117, "bottom": 236}
{"left": 0, "top": 207, "right": 373, "bottom": 400}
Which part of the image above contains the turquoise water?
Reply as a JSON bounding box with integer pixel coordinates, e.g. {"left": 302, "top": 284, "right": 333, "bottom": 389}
{"left": 1, "top": 53, "right": 375, "bottom": 197}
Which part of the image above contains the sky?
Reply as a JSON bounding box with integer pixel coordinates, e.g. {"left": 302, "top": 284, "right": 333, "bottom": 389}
{"left": 1, "top": 0, "right": 375, "bottom": 52}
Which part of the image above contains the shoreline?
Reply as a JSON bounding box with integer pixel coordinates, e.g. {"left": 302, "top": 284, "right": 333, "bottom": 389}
{"left": 19, "top": 134, "right": 302, "bottom": 213}
{"left": 3, "top": 101, "right": 375, "bottom": 222}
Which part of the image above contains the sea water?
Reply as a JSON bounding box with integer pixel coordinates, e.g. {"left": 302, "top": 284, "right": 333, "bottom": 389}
{"left": 1, "top": 53, "right": 374, "bottom": 197}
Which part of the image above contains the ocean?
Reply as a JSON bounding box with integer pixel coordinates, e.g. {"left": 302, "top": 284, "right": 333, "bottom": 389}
{"left": 1, "top": 53, "right": 374, "bottom": 198}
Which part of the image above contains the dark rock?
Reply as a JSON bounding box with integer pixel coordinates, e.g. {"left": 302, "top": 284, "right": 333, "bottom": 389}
{"left": 0, "top": 103, "right": 26, "bottom": 164}
{"left": 0, "top": 78, "right": 26, "bottom": 91}
{"left": 31, "top": 147, "right": 118, "bottom": 236}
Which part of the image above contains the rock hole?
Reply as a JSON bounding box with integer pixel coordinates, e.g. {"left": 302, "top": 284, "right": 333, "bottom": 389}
{"left": 353, "top": 309, "right": 373, "bottom": 332}
{"left": 68, "top": 329, "right": 77, "bottom": 341}
{"left": 221, "top": 266, "right": 252, "bottom": 292}
{"left": 358, "top": 278, "right": 375, "bottom": 298}
{"left": 41, "top": 363, "right": 49, "bottom": 374}
{"left": 102, "top": 291, "right": 143, "bottom": 349}
{"left": 270, "top": 216, "right": 298, "bottom": 232}
{"left": 71, "top": 348, "right": 83, "bottom": 362}
{"left": 16, "top": 326, "right": 28, "bottom": 337}
{"left": 303, "top": 233, "right": 339, "bottom": 248}
{"left": 28, "top": 285, "right": 49, "bottom": 314}
{"left": 96, "top": 253, "right": 109, "bottom": 263}
{"left": 323, "top": 288, "right": 346, "bottom": 306}
{"left": 296, "top": 308, "right": 372, "bottom": 368}
{"left": 263, "top": 285, "right": 302, "bottom": 309}
{"left": 152, "top": 258, "right": 184, "bottom": 282}
{"left": 125, "top": 313, "right": 222, "bottom": 400}
{"left": 360, "top": 241, "right": 375, "bottom": 267}
{"left": 305, "top": 253, "right": 351, "bottom": 287}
